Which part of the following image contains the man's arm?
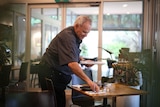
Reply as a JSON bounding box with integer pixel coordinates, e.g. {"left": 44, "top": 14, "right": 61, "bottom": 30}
{"left": 68, "top": 62, "right": 99, "bottom": 92}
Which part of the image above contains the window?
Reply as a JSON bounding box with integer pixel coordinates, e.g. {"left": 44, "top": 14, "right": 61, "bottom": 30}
{"left": 102, "top": 1, "right": 142, "bottom": 77}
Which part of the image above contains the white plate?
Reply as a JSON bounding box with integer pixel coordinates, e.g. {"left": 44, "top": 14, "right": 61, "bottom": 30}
{"left": 80, "top": 61, "right": 105, "bottom": 65}
{"left": 85, "top": 90, "right": 106, "bottom": 94}
{"left": 72, "top": 85, "right": 83, "bottom": 88}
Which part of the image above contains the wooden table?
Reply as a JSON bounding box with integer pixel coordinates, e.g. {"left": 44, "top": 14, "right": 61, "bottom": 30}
{"left": 3, "top": 92, "right": 56, "bottom": 107}
{"left": 68, "top": 83, "right": 147, "bottom": 107}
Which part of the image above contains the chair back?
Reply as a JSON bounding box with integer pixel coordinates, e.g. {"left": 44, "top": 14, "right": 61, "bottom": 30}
{"left": 30, "top": 63, "right": 39, "bottom": 74}
{"left": 30, "top": 63, "right": 40, "bottom": 87}
{"left": 72, "top": 68, "right": 93, "bottom": 85}
{"left": 0, "top": 64, "right": 12, "bottom": 87}
{"left": 18, "top": 62, "right": 29, "bottom": 82}
{"left": 38, "top": 64, "right": 53, "bottom": 90}
{"left": 71, "top": 68, "right": 94, "bottom": 106}
{"left": 45, "top": 78, "right": 57, "bottom": 107}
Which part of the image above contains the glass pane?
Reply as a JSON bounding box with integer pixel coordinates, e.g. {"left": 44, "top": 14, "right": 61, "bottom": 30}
{"left": 66, "top": 6, "right": 99, "bottom": 82}
{"left": 103, "top": 14, "right": 141, "bottom": 29}
{"left": 102, "top": 1, "right": 142, "bottom": 78}
{"left": 31, "top": 8, "right": 61, "bottom": 61}
{"left": 30, "top": 17, "right": 42, "bottom": 61}
{"left": 30, "top": 7, "right": 61, "bottom": 88}
{"left": 102, "top": 31, "right": 142, "bottom": 58}
{"left": 1, "top": 4, "right": 26, "bottom": 66}
{"left": 0, "top": 7, "right": 13, "bottom": 65}
{"left": 66, "top": 8, "right": 98, "bottom": 29}
{"left": 42, "top": 8, "right": 61, "bottom": 54}
{"left": 43, "top": 24, "right": 58, "bottom": 54}
{"left": 15, "top": 15, "right": 26, "bottom": 65}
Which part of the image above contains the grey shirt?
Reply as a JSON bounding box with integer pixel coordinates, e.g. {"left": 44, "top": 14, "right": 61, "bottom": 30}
{"left": 41, "top": 26, "right": 82, "bottom": 75}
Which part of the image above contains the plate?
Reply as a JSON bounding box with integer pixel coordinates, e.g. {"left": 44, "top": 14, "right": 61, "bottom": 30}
{"left": 80, "top": 86, "right": 92, "bottom": 91}
{"left": 80, "top": 61, "right": 105, "bottom": 65}
{"left": 72, "top": 85, "right": 83, "bottom": 88}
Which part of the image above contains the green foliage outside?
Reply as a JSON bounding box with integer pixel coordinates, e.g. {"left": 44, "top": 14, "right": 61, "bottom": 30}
{"left": 103, "top": 42, "right": 126, "bottom": 59}
{"left": 80, "top": 43, "right": 88, "bottom": 57}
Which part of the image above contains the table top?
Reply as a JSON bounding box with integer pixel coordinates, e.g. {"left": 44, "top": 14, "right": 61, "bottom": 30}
{"left": 11, "top": 66, "right": 20, "bottom": 70}
{"left": 4, "top": 92, "right": 56, "bottom": 107}
{"left": 80, "top": 61, "right": 105, "bottom": 65}
{"left": 68, "top": 83, "right": 147, "bottom": 99}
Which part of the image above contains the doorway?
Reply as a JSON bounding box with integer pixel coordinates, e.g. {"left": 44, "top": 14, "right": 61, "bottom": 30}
{"left": 27, "top": 1, "right": 143, "bottom": 88}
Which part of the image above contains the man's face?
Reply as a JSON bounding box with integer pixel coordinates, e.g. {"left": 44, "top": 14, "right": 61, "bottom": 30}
{"left": 75, "top": 21, "right": 91, "bottom": 40}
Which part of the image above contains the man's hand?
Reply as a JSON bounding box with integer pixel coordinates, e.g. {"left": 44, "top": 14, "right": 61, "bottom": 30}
{"left": 68, "top": 62, "right": 99, "bottom": 92}
{"left": 88, "top": 81, "right": 100, "bottom": 92}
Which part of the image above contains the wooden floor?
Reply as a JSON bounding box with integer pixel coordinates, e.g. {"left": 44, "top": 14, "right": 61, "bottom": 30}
{"left": 1, "top": 72, "right": 141, "bottom": 107}
{"left": 1, "top": 85, "right": 104, "bottom": 107}
{"left": 0, "top": 84, "right": 77, "bottom": 107}
{"left": 1, "top": 74, "right": 103, "bottom": 107}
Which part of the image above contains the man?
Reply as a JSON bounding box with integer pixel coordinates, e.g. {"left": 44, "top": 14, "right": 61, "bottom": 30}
{"left": 39, "top": 15, "right": 99, "bottom": 107}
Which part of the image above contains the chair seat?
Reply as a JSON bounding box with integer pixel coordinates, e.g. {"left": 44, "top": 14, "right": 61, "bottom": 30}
{"left": 71, "top": 68, "right": 102, "bottom": 107}
{"left": 8, "top": 62, "right": 28, "bottom": 92}
{"left": 72, "top": 95, "right": 94, "bottom": 107}
{"left": 30, "top": 64, "right": 40, "bottom": 88}
{"left": 72, "top": 94, "right": 94, "bottom": 102}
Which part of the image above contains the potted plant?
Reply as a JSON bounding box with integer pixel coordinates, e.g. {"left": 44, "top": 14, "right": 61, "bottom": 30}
{"left": 112, "top": 48, "right": 151, "bottom": 85}
{"left": 0, "top": 43, "right": 11, "bottom": 67}
{"left": 111, "top": 48, "right": 151, "bottom": 107}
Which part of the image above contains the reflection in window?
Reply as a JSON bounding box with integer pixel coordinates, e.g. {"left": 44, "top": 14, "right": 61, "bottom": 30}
{"left": 31, "top": 17, "right": 41, "bottom": 61}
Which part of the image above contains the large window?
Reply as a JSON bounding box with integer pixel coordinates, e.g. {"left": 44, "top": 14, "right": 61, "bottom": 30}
{"left": 102, "top": 14, "right": 142, "bottom": 58}
{"left": 65, "top": 1, "right": 142, "bottom": 81}
{"left": 27, "top": 1, "right": 143, "bottom": 86}
{"left": 101, "top": 1, "right": 142, "bottom": 77}
{"left": 102, "top": 1, "right": 142, "bottom": 57}
{"left": 2, "top": 1, "right": 143, "bottom": 89}
{"left": 30, "top": 7, "right": 61, "bottom": 61}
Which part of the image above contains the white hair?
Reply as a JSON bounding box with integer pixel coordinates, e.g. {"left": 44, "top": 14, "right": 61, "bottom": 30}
{"left": 74, "top": 15, "right": 92, "bottom": 26}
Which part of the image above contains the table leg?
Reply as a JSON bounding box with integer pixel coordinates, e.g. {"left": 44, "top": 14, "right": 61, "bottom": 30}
{"left": 112, "top": 97, "right": 116, "bottom": 107}
{"left": 11, "top": 70, "right": 14, "bottom": 80}
{"left": 103, "top": 98, "right": 111, "bottom": 107}
{"left": 103, "top": 98, "right": 107, "bottom": 106}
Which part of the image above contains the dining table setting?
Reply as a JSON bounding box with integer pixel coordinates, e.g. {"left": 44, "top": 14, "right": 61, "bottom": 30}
{"left": 68, "top": 83, "right": 147, "bottom": 107}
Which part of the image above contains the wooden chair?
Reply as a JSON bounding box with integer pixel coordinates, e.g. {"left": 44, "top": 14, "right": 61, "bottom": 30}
{"left": 18, "top": 62, "right": 29, "bottom": 82}
{"left": 15, "top": 62, "right": 28, "bottom": 91}
{"left": 9, "top": 62, "right": 28, "bottom": 92}
{"left": 0, "top": 64, "right": 12, "bottom": 101}
{"left": 45, "top": 78, "right": 57, "bottom": 107}
{"left": 30, "top": 63, "right": 39, "bottom": 88}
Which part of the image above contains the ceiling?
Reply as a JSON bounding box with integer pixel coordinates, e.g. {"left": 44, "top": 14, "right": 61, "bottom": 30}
{"left": 68, "top": 1, "right": 142, "bottom": 15}
{"left": 103, "top": 1, "right": 142, "bottom": 14}
{"left": 32, "top": 1, "right": 143, "bottom": 16}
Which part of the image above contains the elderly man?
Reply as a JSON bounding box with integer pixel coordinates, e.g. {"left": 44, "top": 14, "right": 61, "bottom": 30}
{"left": 39, "top": 15, "right": 99, "bottom": 107}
